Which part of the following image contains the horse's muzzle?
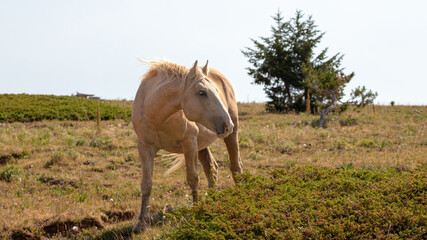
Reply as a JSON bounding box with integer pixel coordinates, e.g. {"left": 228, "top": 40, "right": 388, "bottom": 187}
{"left": 217, "top": 120, "right": 234, "bottom": 138}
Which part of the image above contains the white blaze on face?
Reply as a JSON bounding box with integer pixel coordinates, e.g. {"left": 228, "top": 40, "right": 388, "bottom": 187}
{"left": 204, "top": 79, "right": 234, "bottom": 136}
{"left": 206, "top": 80, "right": 227, "bottom": 113}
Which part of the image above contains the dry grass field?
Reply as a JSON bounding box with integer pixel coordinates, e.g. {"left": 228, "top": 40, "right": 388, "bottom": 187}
{"left": 0, "top": 102, "right": 426, "bottom": 239}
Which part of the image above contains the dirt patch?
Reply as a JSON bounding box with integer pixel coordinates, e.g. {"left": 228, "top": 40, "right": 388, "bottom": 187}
{"left": 0, "top": 151, "right": 30, "bottom": 165}
{"left": 27, "top": 123, "right": 48, "bottom": 129}
{"left": 83, "top": 160, "right": 96, "bottom": 165}
{"left": 9, "top": 213, "right": 130, "bottom": 239}
{"left": 0, "top": 154, "right": 12, "bottom": 164}
{"left": 10, "top": 230, "right": 40, "bottom": 240}
{"left": 59, "top": 122, "right": 77, "bottom": 127}
{"left": 43, "top": 217, "right": 103, "bottom": 236}
{"left": 11, "top": 151, "right": 30, "bottom": 159}
{"left": 102, "top": 210, "right": 135, "bottom": 223}
{"left": 38, "top": 175, "right": 77, "bottom": 188}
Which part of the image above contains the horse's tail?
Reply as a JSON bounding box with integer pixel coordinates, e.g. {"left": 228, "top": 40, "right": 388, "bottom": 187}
{"left": 162, "top": 153, "right": 185, "bottom": 176}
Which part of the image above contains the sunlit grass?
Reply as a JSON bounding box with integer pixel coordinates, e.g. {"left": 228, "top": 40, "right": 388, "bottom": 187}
{"left": 0, "top": 103, "right": 426, "bottom": 239}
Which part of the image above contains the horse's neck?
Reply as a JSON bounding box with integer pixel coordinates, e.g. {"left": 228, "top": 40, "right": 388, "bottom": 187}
{"left": 143, "top": 83, "right": 183, "bottom": 128}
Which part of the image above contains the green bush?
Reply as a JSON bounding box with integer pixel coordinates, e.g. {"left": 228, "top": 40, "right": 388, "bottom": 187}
{"left": 89, "top": 136, "right": 114, "bottom": 150}
{"left": 44, "top": 151, "right": 64, "bottom": 168}
{"left": 0, "top": 94, "right": 131, "bottom": 122}
{"left": 162, "top": 166, "right": 426, "bottom": 239}
{"left": 357, "top": 139, "right": 377, "bottom": 148}
{"left": 0, "top": 165, "right": 22, "bottom": 182}
{"left": 339, "top": 116, "right": 358, "bottom": 126}
{"left": 337, "top": 103, "right": 350, "bottom": 113}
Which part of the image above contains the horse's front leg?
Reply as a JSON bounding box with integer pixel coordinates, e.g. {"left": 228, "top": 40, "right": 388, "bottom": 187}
{"left": 224, "top": 126, "right": 243, "bottom": 182}
{"left": 183, "top": 136, "right": 199, "bottom": 202}
{"left": 133, "top": 140, "right": 158, "bottom": 233}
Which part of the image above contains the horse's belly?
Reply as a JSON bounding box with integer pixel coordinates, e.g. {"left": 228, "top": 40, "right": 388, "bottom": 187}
{"left": 159, "top": 123, "right": 217, "bottom": 153}
{"left": 138, "top": 111, "right": 218, "bottom": 153}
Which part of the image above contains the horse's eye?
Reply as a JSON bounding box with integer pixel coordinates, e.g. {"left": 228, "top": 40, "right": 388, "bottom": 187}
{"left": 198, "top": 90, "right": 207, "bottom": 97}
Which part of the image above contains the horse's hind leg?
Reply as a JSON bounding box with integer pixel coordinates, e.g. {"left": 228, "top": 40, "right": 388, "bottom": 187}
{"left": 198, "top": 148, "right": 218, "bottom": 188}
{"left": 133, "top": 140, "right": 157, "bottom": 233}
{"left": 224, "top": 129, "right": 243, "bottom": 182}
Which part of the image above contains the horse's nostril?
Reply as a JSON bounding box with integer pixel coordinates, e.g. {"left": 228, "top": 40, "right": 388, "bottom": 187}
{"left": 224, "top": 121, "right": 233, "bottom": 134}
{"left": 219, "top": 119, "right": 233, "bottom": 136}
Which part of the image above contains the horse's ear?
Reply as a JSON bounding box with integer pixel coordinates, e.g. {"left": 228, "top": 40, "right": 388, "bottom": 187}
{"left": 202, "top": 60, "right": 209, "bottom": 76}
{"left": 188, "top": 60, "right": 199, "bottom": 76}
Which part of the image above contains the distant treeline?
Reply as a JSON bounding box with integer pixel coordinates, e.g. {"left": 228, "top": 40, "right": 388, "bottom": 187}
{"left": 0, "top": 94, "right": 132, "bottom": 122}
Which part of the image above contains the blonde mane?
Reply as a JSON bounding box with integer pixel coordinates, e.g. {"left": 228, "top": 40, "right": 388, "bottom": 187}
{"left": 140, "top": 59, "right": 188, "bottom": 79}
{"left": 139, "top": 59, "right": 205, "bottom": 92}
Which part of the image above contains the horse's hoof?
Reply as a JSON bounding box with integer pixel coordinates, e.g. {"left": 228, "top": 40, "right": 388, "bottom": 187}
{"left": 132, "top": 220, "right": 147, "bottom": 233}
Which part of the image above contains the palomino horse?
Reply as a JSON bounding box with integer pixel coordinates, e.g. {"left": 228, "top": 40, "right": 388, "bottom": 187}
{"left": 131, "top": 60, "right": 243, "bottom": 232}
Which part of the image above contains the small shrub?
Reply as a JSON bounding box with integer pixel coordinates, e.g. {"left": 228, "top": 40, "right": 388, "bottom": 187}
{"left": 100, "top": 151, "right": 111, "bottom": 158}
{"left": 406, "top": 125, "right": 416, "bottom": 135}
{"left": 106, "top": 164, "right": 117, "bottom": 170}
{"left": 31, "top": 132, "right": 50, "bottom": 145}
{"left": 124, "top": 154, "right": 136, "bottom": 162}
{"left": 311, "top": 118, "right": 324, "bottom": 128}
{"left": 290, "top": 120, "right": 309, "bottom": 128}
{"left": 248, "top": 151, "right": 263, "bottom": 160}
{"left": 337, "top": 103, "right": 349, "bottom": 113}
{"left": 89, "top": 136, "right": 113, "bottom": 150}
{"left": 44, "top": 151, "right": 64, "bottom": 168}
{"left": 239, "top": 135, "right": 253, "bottom": 149}
{"left": 75, "top": 138, "right": 86, "bottom": 146}
{"left": 335, "top": 138, "right": 350, "bottom": 150}
{"left": 66, "top": 138, "right": 74, "bottom": 146}
{"left": 286, "top": 160, "right": 297, "bottom": 168}
{"left": 249, "top": 131, "right": 267, "bottom": 144}
{"left": 357, "top": 139, "right": 377, "bottom": 148}
{"left": 339, "top": 116, "right": 357, "bottom": 126}
{"left": 275, "top": 141, "right": 297, "bottom": 154}
{"left": 68, "top": 150, "right": 78, "bottom": 160}
{"left": 378, "top": 140, "right": 389, "bottom": 150}
{"left": 17, "top": 133, "right": 26, "bottom": 142}
{"left": 340, "top": 162, "right": 354, "bottom": 171}
{"left": 74, "top": 192, "right": 88, "bottom": 202}
{"left": 390, "top": 101, "right": 395, "bottom": 106}
{"left": 0, "top": 165, "right": 22, "bottom": 182}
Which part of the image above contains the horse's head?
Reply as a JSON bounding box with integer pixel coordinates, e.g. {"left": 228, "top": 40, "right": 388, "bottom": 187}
{"left": 181, "top": 60, "right": 234, "bottom": 138}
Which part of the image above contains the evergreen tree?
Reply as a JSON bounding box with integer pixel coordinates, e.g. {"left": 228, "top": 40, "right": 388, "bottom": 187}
{"left": 242, "top": 10, "right": 353, "bottom": 113}
{"left": 350, "top": 86, "right": 378, "bottom": 107}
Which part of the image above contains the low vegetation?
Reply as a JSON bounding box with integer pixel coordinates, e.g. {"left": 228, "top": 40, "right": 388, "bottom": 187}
{"left": 0, "top": 94, "right": 132, "bottom": 122}
{"left": 164, "top": 167, "right": 426, "bottom": 239}
{"left": 0, "top": 99, "right": 426, "bottom": 239}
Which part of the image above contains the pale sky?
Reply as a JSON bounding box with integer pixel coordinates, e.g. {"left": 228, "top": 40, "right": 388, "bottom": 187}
{"left": 1, "top": 0, "right": 426, "bottom": 105}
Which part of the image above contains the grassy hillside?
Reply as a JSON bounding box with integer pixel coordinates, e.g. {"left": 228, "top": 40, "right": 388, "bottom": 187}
{"left": 0, "top": 94, "right": 132, "bottom": 122}
{"left": 0, "top": 102, "right": 426, "bottom": 239}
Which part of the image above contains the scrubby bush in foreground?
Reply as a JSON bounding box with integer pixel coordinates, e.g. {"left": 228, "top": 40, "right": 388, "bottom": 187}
{"left": 163, "top": 166, "right": 426, "bottom": 239}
